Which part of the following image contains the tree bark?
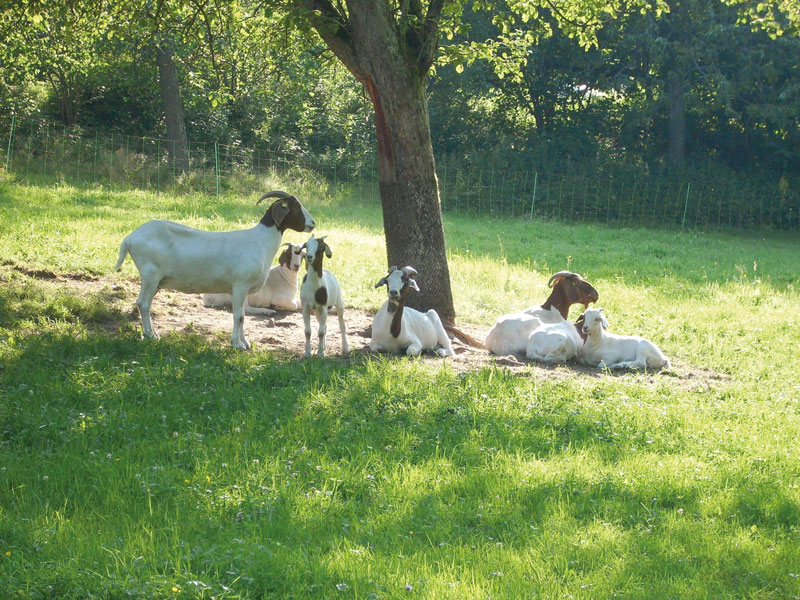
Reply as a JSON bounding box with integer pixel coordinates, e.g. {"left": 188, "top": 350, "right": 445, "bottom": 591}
{"left": 302, "top": 0, "right": 455, "bottom": 321}
{"left": 156, "top": 43, "right": 190, "bottom": 172}
{"left": 666, "top": 71, "right": 686, "bottom": 170}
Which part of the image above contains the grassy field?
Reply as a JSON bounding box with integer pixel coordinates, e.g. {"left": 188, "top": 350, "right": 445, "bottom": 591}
{"left": 1, "top": 179, "right": 800, "bottom": 599}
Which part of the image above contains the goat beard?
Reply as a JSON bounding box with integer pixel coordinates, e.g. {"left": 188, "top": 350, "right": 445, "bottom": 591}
{"left": 387, "top": 300, "right": 400, "bottom": 314}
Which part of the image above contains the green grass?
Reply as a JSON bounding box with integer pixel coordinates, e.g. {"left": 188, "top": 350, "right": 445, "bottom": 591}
{"left": 1, "top": 180, "right": 800, "bottom": 599}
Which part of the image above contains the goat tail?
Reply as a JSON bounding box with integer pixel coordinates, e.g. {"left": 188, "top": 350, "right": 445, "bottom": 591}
{"left": 444, "top": 324, "right": 485, "bottom": 349}
{"left": 114, "top": 237, "right": 129, "bottom": 271}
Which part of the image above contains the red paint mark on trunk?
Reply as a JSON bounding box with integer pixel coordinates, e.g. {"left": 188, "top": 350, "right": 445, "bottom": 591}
{"left": 366, "top": 76, "right": 395, "bottom": 170}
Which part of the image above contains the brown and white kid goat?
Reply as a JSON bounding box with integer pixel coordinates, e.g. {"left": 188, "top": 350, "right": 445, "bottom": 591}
{"left": 299, "top": 235, "right": 348, "bottom": 358}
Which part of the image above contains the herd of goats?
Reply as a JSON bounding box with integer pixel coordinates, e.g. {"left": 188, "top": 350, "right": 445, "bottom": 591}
{"left": 114, "top": 191, "right": 670, "bottom": 371}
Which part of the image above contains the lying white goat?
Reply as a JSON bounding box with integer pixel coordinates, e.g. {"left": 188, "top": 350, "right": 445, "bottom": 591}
{"left": 580, "top": 307, "right": 670, "bottom": 370}
{"left": 525, "top": 313, "right": 586, "bottom": 363}
{"left": 202, "top": 243, "right": 305, "bottom": 313}
{"left": 370, "top": 266, "right": 454, "bottom": 357}
{"left": 299, "top": 235, "right": 348, "bottom": 357}
{"left": 114, "top": 191, "right": 314, "bottom": 350}
{"left": 484, "top": 271, "right": 598, "bottom": 356}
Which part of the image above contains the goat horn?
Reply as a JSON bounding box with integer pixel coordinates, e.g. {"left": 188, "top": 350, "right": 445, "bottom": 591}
{"left": 256, "top": 190, "right": 292, "bottom": 205}
{"left": 401, "top": 266, "right": 418, "bottom": 277}
{"left": 548, "top": 270, "right": 575, "bottom": 288}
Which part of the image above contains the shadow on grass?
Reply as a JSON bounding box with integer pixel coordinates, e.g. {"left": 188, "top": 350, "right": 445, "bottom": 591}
{"left": 2, "top": 326, "right": 799, "bottom": 597}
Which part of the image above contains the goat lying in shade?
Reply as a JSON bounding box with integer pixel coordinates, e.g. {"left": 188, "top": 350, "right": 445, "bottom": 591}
{"left": 299, "top": 235, "right": 348, "bottom": 358}
{"left": 370, "top": 266, "right": 454, "bottom": 357}
{"left": 202, "top": 243, "right": 305, "bottom": 313}
{"left": 114, "top": 191, "right": 314, "bottom": 350}
{"left": 484, "top": 271, "right": 598, "bottom": 356}
{"left": 580, "top": 307, "right": 670, "bottom": 370}
{"left": 525, "top": 313, "right": 587, "bottom": 363}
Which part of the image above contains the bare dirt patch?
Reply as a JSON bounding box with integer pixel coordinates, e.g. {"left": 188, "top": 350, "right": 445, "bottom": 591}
{"left": 12, "top": 266, "right": 729, "bottom": 390}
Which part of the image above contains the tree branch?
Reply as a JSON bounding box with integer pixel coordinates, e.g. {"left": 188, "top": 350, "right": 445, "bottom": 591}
{"left": 416, "top": 0, "right": 445, "bottom": 72}
{"left": 295, "top": 0, "right": 363, "bottom": 80}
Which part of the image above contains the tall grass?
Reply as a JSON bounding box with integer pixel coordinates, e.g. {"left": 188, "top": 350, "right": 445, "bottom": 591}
{"left": 1, "top": 180, "right": 799, "bottom": 599}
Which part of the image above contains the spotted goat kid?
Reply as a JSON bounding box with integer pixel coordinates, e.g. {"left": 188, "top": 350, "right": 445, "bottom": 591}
{"left": 299, "top": 235, "right": 348, "bottom": 358}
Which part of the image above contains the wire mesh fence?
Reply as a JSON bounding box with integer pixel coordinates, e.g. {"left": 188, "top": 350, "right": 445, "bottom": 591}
{"left": 1, "top": 116, "right": 797, "bottom": 232}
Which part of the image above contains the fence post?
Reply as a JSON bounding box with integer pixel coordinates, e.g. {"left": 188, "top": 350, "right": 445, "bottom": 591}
{"left": 93, "top": 131, "right": 99, "bottom": 184}
{"left": 4, "top": 113, "right": 15, "bottom": 172}
{"left": 529, "top": 171, "right": 538, "bottom": 220}
{"left": 214, "top": 142, "right": 220, "bottom": 201}
{"left": 681, "top": 182, "right": 691, "bottom": 229}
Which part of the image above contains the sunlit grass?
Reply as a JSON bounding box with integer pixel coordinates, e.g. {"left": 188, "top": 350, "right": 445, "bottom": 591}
{"left": 1, "top": 180, "right": 800, "bottom": 599}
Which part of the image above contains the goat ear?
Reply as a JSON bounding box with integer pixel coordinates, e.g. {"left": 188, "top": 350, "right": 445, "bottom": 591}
{"left": 407, "top": 278, "right": 420, "bottom": 292}
{"left": 601, "top": 313, "right": 609, "bottom": 329}
{"left": 271, "top": 201, "right": 291, "bottom": 225}
{"left": 324, "top": 246, "right": 332, "bottom": 258}
{"left": 374, "top": 277, "right": 388, "bottom": 289}
{"left": 279, "top": 248, "right": 291, "bottom": 267}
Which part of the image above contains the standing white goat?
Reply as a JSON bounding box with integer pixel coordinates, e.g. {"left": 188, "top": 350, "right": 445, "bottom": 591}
{"left": 299, "top": 235, "right": 348, "bottom": 357}
{"left": 525, "top": 314, "right": 587, "bottom": 363}
{"left": 484, "top": 271, "right": 598, "bottom": 356}
{"left": 202, "top": 243, "right": 305, "bottom": 313}
{"left": 580, "top": 307, "right": 670, "bottom": 370}
{"left": 370, "top": 266, "right": 454, "bottom": 357}
{"left": 114, "top": 191, "right": 314, "bottom": 350}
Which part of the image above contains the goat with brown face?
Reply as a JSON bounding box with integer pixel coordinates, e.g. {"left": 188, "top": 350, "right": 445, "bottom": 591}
{"left": 524, "top": 271, "right": 599, "bottom": 320}
{"left": 115, "top": 190, "right": 314, "bottom": 350}
{"left": 484, "top": 271, "right": 598, "bottom": 356}
{"left": 299, "top": 235, "right": 348, "bottom": 357}
{"left": 370, "top": 266, "right": 454, "bottom": 357}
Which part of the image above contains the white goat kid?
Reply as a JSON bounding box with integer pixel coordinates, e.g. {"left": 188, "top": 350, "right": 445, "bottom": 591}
{"left": 202, "top": 243, "right": 305, "bottom": 313}
{"left": 580, "top": 307, "right": 670, "bottom": 370}
{"left": 525, "top": 314, "right": 586, "bottom": 363}
{"left": 299, "top": 235, "right": 348, "bottom": 357}
{"left": 370, "top": 266, "right": 454, "bottom": 357}
{"left": 114, "top": 191, "right": 314, "bottom": 350}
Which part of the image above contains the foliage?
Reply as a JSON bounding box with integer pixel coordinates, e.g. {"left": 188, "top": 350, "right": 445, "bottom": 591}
{"left": 1, "top": 0, "right": 798, "bottom": 213}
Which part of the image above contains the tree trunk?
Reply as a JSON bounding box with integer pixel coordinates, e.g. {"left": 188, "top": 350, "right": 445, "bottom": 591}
{"left": 156, "top": 43, "right": 190, "bottom": 172}
{"left": 666, "top": 72, "right": 686, "bottom": 170}
{"left": 306, "top": 0, "right": 455, "bottom": 320}
{"left": 365, "top": 74, "right": 454, "bottom": 320}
